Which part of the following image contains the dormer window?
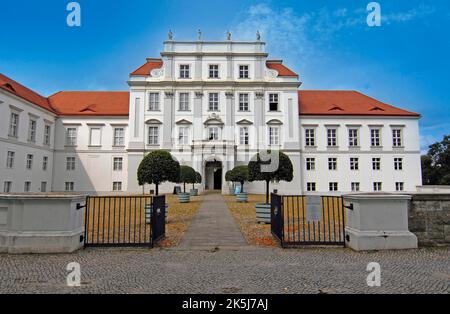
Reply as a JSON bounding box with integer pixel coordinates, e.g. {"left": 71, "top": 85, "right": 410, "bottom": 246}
{"left": 180, "top": 65, "right": 190, "bottom": 79}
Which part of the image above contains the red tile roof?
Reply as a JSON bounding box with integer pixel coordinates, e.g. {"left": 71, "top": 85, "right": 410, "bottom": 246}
{"left": 0, "top": 73, "right": 57, "bottom": 114}
{"left": 130, "top": 58, "right": 163, "bottom": 76}
{"left": 48, "top": 91, "right": 130, "bottom": 116}
{"left": 298, "top": 90, "right": 420, "bottom": 117}
{"left": 266, "top": 60, "right": 298, "bottom": 77}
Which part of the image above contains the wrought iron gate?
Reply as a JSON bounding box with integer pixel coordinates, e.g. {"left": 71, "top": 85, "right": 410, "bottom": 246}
{"left": 84, "top": 195, "right": 166, "bottom": 247}
{"left": 271, "top": 194, "right": 346, "bottom": 247}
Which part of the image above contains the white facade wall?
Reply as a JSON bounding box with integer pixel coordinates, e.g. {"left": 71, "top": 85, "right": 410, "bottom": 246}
{"left": 0, "top": 91, "right": 56, "bottom": 193}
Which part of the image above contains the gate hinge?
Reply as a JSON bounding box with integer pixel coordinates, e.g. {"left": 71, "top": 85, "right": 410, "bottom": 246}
{"left": 343, "top": 203, "right": 354, "bottom": 211}
{"left": 76, "top": 203, "right": 87, "bottom": 210}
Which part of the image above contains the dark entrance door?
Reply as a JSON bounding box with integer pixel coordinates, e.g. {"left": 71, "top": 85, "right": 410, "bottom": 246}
{"left": 214, "top": 168, "right": 222, "bottom": 190}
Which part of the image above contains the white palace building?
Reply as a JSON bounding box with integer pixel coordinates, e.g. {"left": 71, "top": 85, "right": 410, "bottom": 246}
{"left": 0, "top": 35, "right": 422, "bottom": 195}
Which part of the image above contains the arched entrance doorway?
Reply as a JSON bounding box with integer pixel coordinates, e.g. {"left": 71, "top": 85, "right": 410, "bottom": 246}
{"left": 205, "top": 160, "right": 223, "bottom": 191}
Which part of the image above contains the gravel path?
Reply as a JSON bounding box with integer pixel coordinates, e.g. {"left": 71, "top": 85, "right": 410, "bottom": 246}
{"left": 1, "top": 246, "right": 449, "bottom": 294}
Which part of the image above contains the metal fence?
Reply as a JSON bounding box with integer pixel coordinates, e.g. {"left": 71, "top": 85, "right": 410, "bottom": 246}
{"left": 84, "top": 195, "right": 166, "bottom": 247}
{"left": 271, "top": 194, "right": 346, "bottom": 247}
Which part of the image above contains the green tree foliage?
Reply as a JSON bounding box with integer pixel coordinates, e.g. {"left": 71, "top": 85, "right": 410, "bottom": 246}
{"left": 248, "top": 151, "right": 294, "bottom": 204}
{"left": 422, "top": 135, "right": 450, "bottom": 185}
{"left": 225, "top": 165, "right": 249, "bottom": 193}
{"left": 179, "top": 165, "right": 197, "bottom": 193}
{"left": 194, "top": 172, "right": 202, "bottom": 189}
{"left": 137, "top": 150, "right": 180, "bottom": 195}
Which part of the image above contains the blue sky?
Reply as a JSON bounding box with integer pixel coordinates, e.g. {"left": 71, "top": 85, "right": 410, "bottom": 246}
{"left": 1, "top": 0, "right": 449, "bottom": 153}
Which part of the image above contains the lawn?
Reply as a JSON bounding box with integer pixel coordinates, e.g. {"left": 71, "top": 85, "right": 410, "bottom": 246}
{"left": 84, "top": 194, "right": 203, "bottom": 248}
{"left": 224, "top": 194, "right": 278, "bottom": 247}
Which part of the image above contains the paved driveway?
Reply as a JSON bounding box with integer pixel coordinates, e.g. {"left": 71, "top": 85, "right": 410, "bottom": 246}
{"left": 1, "top": 247, "right": 449, "bottom": 294}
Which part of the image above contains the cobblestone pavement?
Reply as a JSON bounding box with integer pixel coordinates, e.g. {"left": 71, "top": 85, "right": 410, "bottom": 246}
{"left": 1, "top": 246, "right": 449, "bottom": 294}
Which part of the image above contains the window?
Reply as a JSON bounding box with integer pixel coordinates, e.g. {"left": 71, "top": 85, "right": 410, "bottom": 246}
{"left": 372, "top": 158, "right": 381, "bottom": 170}
{"left": 208, "top": 93, "right": 219, "bottom": 111}
{"left": 373, "top": 182, "right": 382, "bottom": 192}
{"left": 26, "top": 154, "right": 33, "bottom": 170}
{"left": 42, "top": 156, "right": 48, "bottom": 171}
{"left": 66, "top": 157, "right": 76, "bottom": 171}
{"left": 328, "top": 158, "right": 337, "bottom": 170}
{"left": 148, "top": 126, "right": 159, "bottom": 145}
{"left": 113, "top": 182, "right": 122, "bottom": 191}
{"left": 350, "top": 158, "right": 359, "bottom": 170}
{"left": 148, "top": 93, "right": 160, "bottom": 111}
{"left": 178, "top": 127, "right": 190, "bottom": 145}
{"left": 28, "top": 119, "right": 37, "bottom": 143}
{"left": 113, "top": 128, "right": 125, "bottom": 146}
{"left": 396, "top": 182, "right": 404, "bottom": 192}
{"left": 24, "top": 181, "right": 31, "bottom": 192}
{"left": 329, "top": 182, "right": 338, "bottom": 192}
{"left": 66, "top": 128, "right": 77, "bottom": 146}
{"left": 306, "top": 158, "right": 315, "bottom": 171}
{"left": 239, "top": 127, "right": 249, "bottom": 145}
{"left": 351, "top": 182, "right": 360, "bottom": 192}
{"left": 208, "top": 127, "right": 219, "bottom": 141}
{"left": 6, "top": 151, "right": 15, "bottom": 169}
{"left": 327, "top": 129, "right": 337, "bottom": 147}
{"left": 392, "top": 129, "right": 403, "bottom": 147}
{"left": 394, "top": 158, "right": 403, "bottom": 171}
{"left": 269, "top": 127, "right": 280, "bottom": 146}
{"left": 3, "top": 181, "right": 12, "bottom": 193}
{"left": 41, "top": 182, "right": 47, "bottom": 192}
{"left": 65, "top": 182, "right": 74, "bottom": 192}
{"left": 44, "top": 125, "right": 51, "bottom": 146}
{"left": 305, "top": 129, "right": 315, "bottom": 147}
{"left": 307, "top": 182, "right": 316, "bottom": 192}
{"left": 239, "top": 93, "right": 249, "bottom": 111}
{"left": 209, "top": 65, "right": 219, "bottom": 78}
{"left": 113, "top": 157, "right": 123, "bottom": 171}
{"left": 9, "top": 112, "right": 19, "bottom": 137}
{"left": 239, "top": 65, "right": 249, "bottom": 79}
{"left": 371, "top": 129, "right": 381, "bottom": 147}
{"left": 179, "top": 65, "right": 190, "bottom": 79}
{"left": 179, "top": 93, "right": 190, "bottom": 111}
{"left": 89, "top": 127, "right": 102, "bottom": 146}
{"left": 348, "top": 129, "right": 359, "bottom": 147}
{"left": 269, "top": 94, "right": 279, "bottom": 111}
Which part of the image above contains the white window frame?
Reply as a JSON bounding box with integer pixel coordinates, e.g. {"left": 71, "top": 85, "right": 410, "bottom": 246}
{"left": 148, "top": 92, "right": 160, "bottom": 111}
{"left": 239, "top": 65, "right": 249, "bottom": 79}
{"left": 239, "top": 127, "right": 249, "bottom": 145}
{"left": 26, "top": 154, "right": 33, "bottom": 170}
{"left": 65, "top": 127, "right": 77, "bottom": 146}
{"left": 148, "top": 126, "right": 159, "bottom": 145}
{"left": 209, "top": 64, "right": 219, "bottom": 79}
{"left": 305, "top": 128, "right": 316, "bottom": 147}
{"left": 396, "top": 182, "right": 404, "bottom": 192}
{"left": 208, "top": 127, "right": 219, "bottom": 141}
{"left": 208, "top": 93, "right": 219, "bottom": 111}
{"left": 372, "top": 157, "right": 381, "bottom": 170}
{"left": 65, "top": 182, "right": 75, "bottom": 192}
{"left": 351, "top": 182, "right": 360, "bottom": 192}
{"left": 113, "top": 182, "right": 122, "bottom": 191}
{"left": 113, "top": 127, "right": 125, "bottom": 146}
{"left": 24, "top": 181, "right": 31, "bottom": 192}
{"left": 179, "top": 64, "right": 190, "bottom": 79}
{"left": 6, "top": 151, "right": 15, "bottom": 169}
{"left": 178, "top": 126, "right": 190, "bottom": 145}
{"left": 394, "top": 157, "right": 403, "bottom": 171}
{"left": 370, "top": 128, "right": 381, "bottom": 147}
{"left": 44, "top": 124, "right": 51, "bottom": 146}
{"left": 43, "top": 156, "right": 48, "bottom": 171}
{"left": 66, "top": 157, "right": 76, "bottom": 171}
{"left": 238, "top": 93, "right": 249, "bottom": 112}
{"left": 329, "top": 182, "right": 338, "bottom": 192}
{"left": 373, "top": 182, "right": 382, "bottom": 192}
{"left": 28, "top": 119, "right": 37, "bottom": 143}
{"left": 306, "top": 158, "right": 316, "bottom": 171}
{"left": 348, "top": 128, "right": 359, "bottom": 147}
{"left": 179, "top": 93, "right": 190, "bottom": 111}
{"left": 350, "top": 157, "right": 359, "bottom": 170}
{"left": 4, "top": 181, "right": 12, "bottom": 193}
{"left": 307, "top": 182, "right": 316, "bottom": 192}
{"left": 269, "top": 126, "right": 280, "bottom": 146}
{"left": 89, "top": 127, "right": 102, "bottom": 147}
{"left": 269, "top": 93, "right": 279, "bottom": 111}
{"left": 9, "top": 112, "right": 19, "bottom": 138}
{"left": 392, "top": 129, "right": 403, "bottom": 147}
{"left": 113, "top": 157, "right": 123, "bottom": 171}
{"left": 327, "top": 128, "right": 337, "bottom": 147}
{"left": 328, "top": 157, "right": 337, "bottom": 171}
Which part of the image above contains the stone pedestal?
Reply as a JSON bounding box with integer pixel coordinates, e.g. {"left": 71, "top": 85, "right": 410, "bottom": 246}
{"left": 0, "top": 194, "right": 85, "bottom": 254}
{"left": 343, "top": 194, "right": 418, "bottom": 251}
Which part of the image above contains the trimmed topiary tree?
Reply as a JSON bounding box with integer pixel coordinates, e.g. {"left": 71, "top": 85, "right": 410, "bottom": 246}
{"left": 194, "top": 172, "right": 202, "bottom": 189}
{"left": 137, "top": 150, "right": 180, "bottom": 195}
{"left": 248, "top": 151, "right": 294, "bottom": 204}
{"left": 225, "top": 165, "right": 249, "bottom": 193}
{"left": 179, "top": 165, "right": 197, "bottom": 193}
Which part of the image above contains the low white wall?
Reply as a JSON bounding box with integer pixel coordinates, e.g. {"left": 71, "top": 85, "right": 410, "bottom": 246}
{"left": 416, "top": 186, "right": 450, "bottom": 193}
{"left": 0, "top": 194, "right": 85, "bottom": 254}
{"left": 343, "top": 193, "right": 418, "bottom": 251}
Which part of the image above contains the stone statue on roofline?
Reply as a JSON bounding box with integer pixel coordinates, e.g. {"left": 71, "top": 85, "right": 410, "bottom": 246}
{"left": 198, "top": 29, "right": 202, "bottom": 41}
{"left": 168, "top": 30, "right": 173, "bottom": 40}
{"left": 256, "top": 30, "right": 261, "bottom": 41}
{"left": 226, "top": 31, "right": 232, "bottom": 41}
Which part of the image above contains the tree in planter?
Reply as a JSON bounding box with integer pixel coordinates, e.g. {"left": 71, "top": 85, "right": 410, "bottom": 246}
{"left": 137, "top": 150, "right": 180, "bottom": 195}
{"left": 225, "top": 165, "right": 249, "bottom": 193}
{"left": 248, "top": 151, "right": 294, "bottom": 204}
{"left": 194, "top": 172, "right": 202, "bottom": 189}
{"left": 179, "top": 165, "right": 197, "bottom": 193}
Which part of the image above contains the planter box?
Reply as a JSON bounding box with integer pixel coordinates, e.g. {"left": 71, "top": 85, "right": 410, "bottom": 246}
{"left": 236, "top": 193, "right": 248, "bottom": 203}
{"left": 256, "top": 203, "right": 271, "bottom": 224}
{"left": 145, "top": 204, "right": 169, "bottom": 224}
{"left": 178, "top": 193, "right": 190, "bottom": 203}
{"left": 190, "top": 189, "right": 198, "bottom": 196}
